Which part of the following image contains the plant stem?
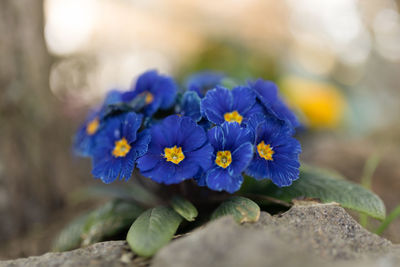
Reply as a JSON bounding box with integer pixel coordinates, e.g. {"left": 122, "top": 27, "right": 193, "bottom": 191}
{"left": 375, "top": 205, "right": 400, "bottom": 235}
{"left": 359, "top": 153, "right": 381, "bottom": 228}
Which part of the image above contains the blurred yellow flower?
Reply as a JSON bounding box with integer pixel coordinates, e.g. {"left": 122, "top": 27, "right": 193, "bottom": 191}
{"left": 280, "top": 76, "right": 347, "bottom": 129}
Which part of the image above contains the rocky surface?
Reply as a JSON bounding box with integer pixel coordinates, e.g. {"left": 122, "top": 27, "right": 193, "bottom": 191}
{"left": 153, "top": 203, "right": 400, "bottom": 267}
{"left": 0, "top": 241, "right": 149, "bottom": 267}
{"left": 1, "top": 203, "right": 399, "bottom": 267}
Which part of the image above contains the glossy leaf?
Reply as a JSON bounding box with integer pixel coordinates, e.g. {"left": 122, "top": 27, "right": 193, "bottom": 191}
{"left": 53, "top": 200, "right": 143, "bottom": 251}
{"left": 171, "top": 196, "right": 198, "bottom": 221}
{"left": 245, "top": 164, "right": 386, "bottom": 220}
{"left": 81, "top": 200, "right": 143, "bottom": 246}
{"left": 52, "top": 213, "right": 90, "bottom": 252}
{"left": 211, "top": 196, "right": 260, "bottom": 223}
{"left": 127, "top": 207, "right": 183, "bottom": 257}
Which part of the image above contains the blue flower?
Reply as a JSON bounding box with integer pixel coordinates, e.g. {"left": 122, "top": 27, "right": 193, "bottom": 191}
{"left": 203, "top": 122, "right": 253, "bottom": 193}
{"left": 177, "top": 91, "right": 202, "bottom": 122}
{"left": 73, "top": 90, "right": 126, "bottom": 157}
{"left": 186, "top": 71, "right": 225, "bottom": 97}
{"left": 249, "top": 79, "right": 301, "bottom": 128}
{"left": 201, "top": 86, "right": 263, "bottom": 126}
{"left": 137, "top": 115, "right": 213, "bottom": 185}
{"left": 91, "top": 112, "right": 151, "bottom": 184}
{"left": 123, "top": 70, "right": 177, "bottom": 116}
{"left": 73, "top": 110, "right": 102, "bottom": 157}
{"left": 245, "top": 113, "right": 301, "bottom": 187}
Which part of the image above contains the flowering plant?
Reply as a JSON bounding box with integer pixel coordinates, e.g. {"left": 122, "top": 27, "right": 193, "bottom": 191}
{"left": 54, "top": 70, "right": 386, "bottom": 257}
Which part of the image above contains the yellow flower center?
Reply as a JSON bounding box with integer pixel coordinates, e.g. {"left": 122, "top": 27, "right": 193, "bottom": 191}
{"left": 142, "top": 91, "right": 154, "bottom": 104}
{"left": 112, "top": 138, "right": 131, "bottom": 157}
{"left": 224, "top": 110, "right": 243, "bottom": 124}
{"left": 86, "top": 118, "right": 100, "bottom": 135}
{"left": 257, "top": 141, "right": 274, "bottom": 161}
{"left": 215, "top": 150, "right": 232, "bottom": 168}
{"left": 164, "top": 146, "right": 185, "bottom": 164}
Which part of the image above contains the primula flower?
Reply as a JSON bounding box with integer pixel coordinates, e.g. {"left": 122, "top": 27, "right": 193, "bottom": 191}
{"left": 245, "top": 113, "right": 301, "bottom": 187}
{"left": 137, "top": 115, "right": 213, "bottom": 185}
{"left": 122, "top": 70, "right": 177, "bottom": 116}
{"left": 201, "top": 86, "right": 263, "bottom": 126}
{"left": 186, "top": 71, "right": 225, "bottom": 97}
{"left": 73, "top": 90, "right": 125, "bottom": 157}
{"left": 249, "top": 79, "right": 301, "bottom": 129}
{"left": 91, "top": 112, "right": 151, "bottom": 184}
{"left": 202, "top": 122, "right": 253, "bottom": 193}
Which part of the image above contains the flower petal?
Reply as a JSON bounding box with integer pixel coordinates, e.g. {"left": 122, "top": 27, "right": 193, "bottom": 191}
{"left": 206, "top": 167, "right": 243, "bottom": 193}
{"left": 229, "top": 142, "right": 253, "bottom": 176}
{"left": 231, "top": 86, "right": 257, "bottom": 114}
{"left": 201, "top": 87, "right": 233, "bottom": 124}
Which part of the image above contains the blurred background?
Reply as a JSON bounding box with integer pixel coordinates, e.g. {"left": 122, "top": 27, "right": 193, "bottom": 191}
{"left": 1, "top": 0, "right": 400, "bottom": 259}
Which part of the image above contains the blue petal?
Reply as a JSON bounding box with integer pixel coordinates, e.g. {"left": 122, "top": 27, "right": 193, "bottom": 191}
{"left": 141, "top": 160, "right": 195, "bottom": 185}
{"left": 73, "top": 110, "right": 101, "bottom": 157}
{"left": 206, "top": 167, "right": 243, "bottom": 193}
{"left": 159, "top": 115, "right": 181, "bottom": 146}
{"left": 92, "top": 156, "right": 122, "bottom": 184}
{"left": 137, "top": 153, "right": 163, "bottom": 172}
{"left": 229, "top": 142, "right": 253, "bottom": 176}
{"left": 180, "top": 91, "right": 202, "bottom": 122}
{"left": 133, "top": 130, "right": 151, "bottom": 158}
{"left": 231, "top": 86, "right": 257, "bottom": 115}
{"left": 142, "top": 96, "right": 162, "bottom": 117}
{"left": 185, "top": 143, "right": 214, "bottom": 171}
{"left": 119, "top": 154, "right": 135, "bottom": 181}
{"left": 250, "top": 79, "right": 300, "bottom": 128}
{"left": 155, "top": 75, "right": 177, "bottom": 109}
{"left": 171, "top": 160, "right": 200, "bottom": 182}
{"left": 127, "top": 70, "right": 177, "bottom": 116}
{"left": 268, "top": 154, "right": 300, "bottom": 186}
{"left": 256, "top": 119, "right": 294, "bottom": 145}
{"left": 194, "top": 171, "right": 207, "bottom": 187}
{"left": 104, "top": 89, "right": 124, "bottom": 105}
{"left": 207, "top": 125, "right": 225, "bottom": 150}
{"left": 245, "top": 123, "right": 301, "bottom": 187}
{"left": 178, "top": 116, "right": 208, "bottom": 152}
{"left": 140, "top": 160, "right": 175, "bottom": 184}
{"left": 134, "top": 70, "right": 158, "bottom": 94}
{"left": 201, "top": 87, "right": 233, "bottom": 124}
{"left": 186, "top": 71, "right": 225, "bottom": 97}
{"left": 121, "top": 112, "right": 143, "bottom": 143}
{"left": 221, "top": 122, "right": 252, "bottom": 150}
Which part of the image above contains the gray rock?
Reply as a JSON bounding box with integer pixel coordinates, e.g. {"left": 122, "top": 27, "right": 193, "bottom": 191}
{"left": 153, "top": 203, "right": 400, "bottom": 267}
{"left": 0, "top": 241, "right": 149, "bottom": 267}
{"left": 2, "top": 203, "right": 399, "bottom": 267}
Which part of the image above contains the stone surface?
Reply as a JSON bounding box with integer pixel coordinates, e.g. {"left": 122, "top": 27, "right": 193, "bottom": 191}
{"left": 0, "top": 241, "right": 149, "bottom": 267}
{"left": 153, "top": 203, "right": 400, "bottom": 267}
{"left": 2, "top": 203, "right": 399, "bottom": 267}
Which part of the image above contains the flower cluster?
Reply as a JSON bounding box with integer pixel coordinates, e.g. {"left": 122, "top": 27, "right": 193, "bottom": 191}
{"left": 74, "top": 70, "right": 301, "bottom": 193}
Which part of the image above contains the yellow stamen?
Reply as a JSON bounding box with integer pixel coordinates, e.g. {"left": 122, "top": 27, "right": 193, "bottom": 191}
{"left": 164, "top": 146, "right": 185, "bottom": 164}
{"left": 112, "top": 138, "right": 131, "bottom": 157}
{"left": 224, "top": 110, "right": 243, "bottom": 124}
{"left": 257, "top": 141, "right": 274, "bottom": 161}
{"left": 215, "top": 150, "right": 232, "bottom": 168}
{"left": 143, "top": 91, "right": 154, "bottom": 104}
{"left": 86, "top": 118, "right": 100, "bottom": 135}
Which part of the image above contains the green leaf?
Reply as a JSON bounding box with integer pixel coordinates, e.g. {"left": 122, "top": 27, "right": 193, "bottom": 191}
{"left": 211, "top": 196, "right": 260, "bottom": 223}
{"left": 245, "top": 164, "right": 386, "bottom": 220}
{"left": 52, "top": 213, "right": 90, "bottom": 252}
{"left": 53, "top": 200, "right": 143, "bottom": 252}
{"left": 81, "top": 200, "right": 144, "bottom": 246}
{"left": 127, "top": 207, "right": 183, "bottom": 257}
{"left": 171, "top": 196, "right": 198, "bottom": 221}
